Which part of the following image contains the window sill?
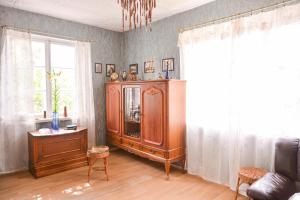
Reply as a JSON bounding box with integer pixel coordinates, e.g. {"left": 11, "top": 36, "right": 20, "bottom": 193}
{"left": 35, "top": 117, "right": 72, "bottom": 124}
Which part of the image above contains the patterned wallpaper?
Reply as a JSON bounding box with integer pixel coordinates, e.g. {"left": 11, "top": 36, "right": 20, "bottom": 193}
{"left": 1, "top": 0, "right": 300, "bottom": 145}
{"left": 0, "top": 5, "right": 123, "bottom": 145}
{"left": 122, "top": 0, "right": 300, "bottom": 80}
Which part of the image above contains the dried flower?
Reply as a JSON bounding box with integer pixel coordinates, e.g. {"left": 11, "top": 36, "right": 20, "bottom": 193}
{"left": 47, "top": 70, "right": 62, "bottom": 113}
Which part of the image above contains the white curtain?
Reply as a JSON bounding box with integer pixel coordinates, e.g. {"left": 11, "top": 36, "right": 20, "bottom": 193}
{"left": 178, "top": 3, "right": 300, "bottom": 191}
{"left": 74, "top": 41, "right": 95, "bottom": 148}
{"left": 0, "top": 29, "right": 35, "bottom": 173}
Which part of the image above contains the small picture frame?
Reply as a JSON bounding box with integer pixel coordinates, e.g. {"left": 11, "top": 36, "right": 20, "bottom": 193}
{"left": 106, "top": 64, "right": 115, "bottom": 77}
{"left": 129, "top": 64, "right": 138, "bottom": 74}
{"left": 144, "top": 60, "right": 155, "bottom": 73}
{"left": 162, "top": 58, "right": 175, "bottom": 72}
{"left": 95, "top": 63, "right": 102, "bottom": 73}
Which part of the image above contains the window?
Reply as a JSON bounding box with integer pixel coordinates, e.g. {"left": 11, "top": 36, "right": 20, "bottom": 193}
{"left": 32, "top": 36, "right": 75, "bottom": 118}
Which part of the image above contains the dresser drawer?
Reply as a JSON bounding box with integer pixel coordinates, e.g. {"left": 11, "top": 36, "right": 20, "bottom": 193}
{"left": 122, "top": 138, "right": 140, "bottom": 150}
{"left": 37, "top": 132, "right": 86, "bottom": 164}
{"left": 122, "top": 138, "right": 166, "bottom": 158}
{"left": 141, "top": 145, "right": 166, "bottom": 158}
{"left": 107, "top": 134, "right": 121, "bottom": 146}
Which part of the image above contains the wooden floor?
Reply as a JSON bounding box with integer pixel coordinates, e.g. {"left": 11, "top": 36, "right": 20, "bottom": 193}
{"left": 0, "top": 150, "right": 247, "bottom": 200}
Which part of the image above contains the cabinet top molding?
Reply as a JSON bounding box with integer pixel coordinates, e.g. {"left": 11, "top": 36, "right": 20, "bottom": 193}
{"left": 105, "top": 79, "right": 186, "bottom": 84}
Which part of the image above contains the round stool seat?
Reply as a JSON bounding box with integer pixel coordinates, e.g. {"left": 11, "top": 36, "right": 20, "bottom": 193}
{"left": 239, "top": 167, "right": 267, "bottom": 184}
{"left": 235, "top": 167, "right": 267, "bottom": 200}
{"left": 87, "top": 146, "right": 110, "bottom": 181}
{"left": 87, "top": 146, "right": 109, "bottom": 158}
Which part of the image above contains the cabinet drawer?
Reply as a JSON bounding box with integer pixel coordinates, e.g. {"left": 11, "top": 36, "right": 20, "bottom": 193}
{"left": 107, "top": 134, "right": 121, "bottom": 146}
{"left": 37, "top": 132, "right": 86, "bottom": 164}
{"left": 142, "top": 146, "right": 166, "bottom": 158}
{"left": 122, "top": 139, "right": 166, "bottom": 158}
{"left": 122, "top": 139, "right": 140, "bottom": 150}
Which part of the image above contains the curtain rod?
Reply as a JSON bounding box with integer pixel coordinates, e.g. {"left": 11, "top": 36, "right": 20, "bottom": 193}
{"left": 178, "top": 0, "right": 298, "bottom": 33}
{"left": 0, "top": 25, "right": 92, "bottom": 43}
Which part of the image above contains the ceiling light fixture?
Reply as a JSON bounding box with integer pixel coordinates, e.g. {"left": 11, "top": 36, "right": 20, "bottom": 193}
{"left": 117, "top": 0, "right": 156, "bottom": 31}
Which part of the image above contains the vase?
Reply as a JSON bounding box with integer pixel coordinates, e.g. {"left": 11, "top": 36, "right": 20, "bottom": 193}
{"left": 165, "top": 70, "right": 169, "bottom": 80}
{"left": 51, "top": 112, "right": 60, "bottom": 131}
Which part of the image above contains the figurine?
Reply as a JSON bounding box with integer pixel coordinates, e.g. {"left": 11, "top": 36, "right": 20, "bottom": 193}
{"left": 110, "top": 72, "right": 119, "bottom": 82}
{"left": 158, "top": 73, "right": 164, "bottom": 80}
{"left": 165, "top": 70, "right": 169, "bottom": 80}
{"left": 165, "top": 61, "right": 170, "bottom": 79}
{"left": 128, "top": 72, "right": 138, "bottom": 81}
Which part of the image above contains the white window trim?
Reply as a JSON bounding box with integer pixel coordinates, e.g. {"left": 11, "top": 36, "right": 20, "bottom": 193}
{"left": 32, "top": 34, "right": 76, "bottom": 121}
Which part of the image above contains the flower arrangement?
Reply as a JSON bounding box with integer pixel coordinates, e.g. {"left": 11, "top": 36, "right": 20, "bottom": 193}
{"left": 47, "top": 70, "right": 61, "bottom": 113}
{"left": 47, "top": 70, "right": 62, "bottom": 130}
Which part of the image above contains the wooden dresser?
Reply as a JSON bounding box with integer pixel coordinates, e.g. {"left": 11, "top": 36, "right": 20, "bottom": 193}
{"left": 105, "top": 80, "right": 186, "bottom": 177}
{"left": 28, "top": 127, "right": 88, "bottom": 178}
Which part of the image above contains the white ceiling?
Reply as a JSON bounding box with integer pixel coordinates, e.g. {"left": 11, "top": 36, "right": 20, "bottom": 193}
{"left": 0, "top": 0, "right": 215, "bottom": 32}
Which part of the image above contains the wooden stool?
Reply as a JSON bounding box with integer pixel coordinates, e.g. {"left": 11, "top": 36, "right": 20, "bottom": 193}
{"left": 87, "top": 146, "right": 109, "bottom": 182}
{"left": 235, "top": 167, "right": 267, "bottom": 200}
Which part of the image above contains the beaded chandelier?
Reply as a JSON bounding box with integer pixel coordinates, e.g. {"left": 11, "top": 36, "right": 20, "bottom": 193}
{"left": 117, "top": 0, "right": 156, "bottom": 31}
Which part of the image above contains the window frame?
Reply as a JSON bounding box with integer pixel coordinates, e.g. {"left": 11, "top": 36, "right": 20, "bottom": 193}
{"left": 32, "top": 34, "right": 76, "bottom": 119}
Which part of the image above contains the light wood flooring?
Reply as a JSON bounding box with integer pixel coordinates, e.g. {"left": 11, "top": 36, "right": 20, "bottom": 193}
{"left": 0, "top": 150, "right": 247, "bottom": 200}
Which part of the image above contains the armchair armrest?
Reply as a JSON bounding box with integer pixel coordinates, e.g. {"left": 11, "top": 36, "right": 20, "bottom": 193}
{"left": 247, "top": 172, "right": 295, "bottom": 200}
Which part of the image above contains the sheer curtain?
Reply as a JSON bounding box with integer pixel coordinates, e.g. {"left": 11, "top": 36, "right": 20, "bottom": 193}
{"left": 178, "top": 3, "right": 300, "bottom": 190}
{"left": 74, "top": 41, "right": 95, "bottom": 148}
{"left": 0, "top": 28, "right": 35, "bottom": 173}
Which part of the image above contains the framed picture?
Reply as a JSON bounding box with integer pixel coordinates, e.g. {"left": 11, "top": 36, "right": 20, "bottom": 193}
{"left": 144, "top": 60, "right": 155, "bottom": 73}
{"left": 162, "top": 58, "right": 175, "bottom": 72}
{"left": 95, "top": 63, "right": 102, "bottom": 73}
{"left": 129, "top": 64, "right": 138, "bottom": 74}
{"left": 106, "top": 64, "right": 115, "bottom": 77}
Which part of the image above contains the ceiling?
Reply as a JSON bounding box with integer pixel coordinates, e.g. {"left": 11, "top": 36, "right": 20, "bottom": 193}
{"left": 0, "top": 0, "right": 215, "bottom": 32}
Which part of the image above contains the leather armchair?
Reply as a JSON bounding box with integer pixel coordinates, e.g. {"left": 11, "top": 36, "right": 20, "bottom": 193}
{"left": 247, "top": 138, "right": 300, "bottom": 200}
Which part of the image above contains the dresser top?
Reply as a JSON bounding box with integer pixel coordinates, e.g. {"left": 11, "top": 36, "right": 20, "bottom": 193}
{"left": 28, "top": 127, "right": 86, "bottom": 137}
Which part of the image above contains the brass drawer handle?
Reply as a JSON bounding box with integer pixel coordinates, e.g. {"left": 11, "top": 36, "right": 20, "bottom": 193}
{"left": 150, "top": 149, "right": 156, "bottom": 154}
{"left": 128, "top": 142, "right": 134, "bottom": 147}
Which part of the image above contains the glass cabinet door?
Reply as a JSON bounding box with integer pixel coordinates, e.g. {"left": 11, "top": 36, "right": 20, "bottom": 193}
{"left": 124, "top": 87, "right": 141, "bottom": 138}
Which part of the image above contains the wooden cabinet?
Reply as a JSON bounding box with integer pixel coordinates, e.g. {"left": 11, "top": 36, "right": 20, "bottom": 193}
{"left": 28, "top": 128, "right": 88, "bottom": 178}
{"left": 106, "top": 84, "right": 121, "bottom": 136}
{"left": 105, "top": 80, "right": 186, "bottom": 178}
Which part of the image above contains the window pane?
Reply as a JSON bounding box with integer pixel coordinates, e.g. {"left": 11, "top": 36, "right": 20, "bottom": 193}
{"left": 51, "top": 43, "right": 75, "bottom": 115}
{"left": 32, "top": 41, "right": 45, "bottom": 66}
{"left": 52, "top": 68, "right": 75, "bottom": 114}
{"left": 34, "top": 91, "right": 46, "bottom": 114}
{"left": 32, "top": 41, "right": 46, "bottom": 115}
{"left": 60, "top": 91, "right": 74, "bottom": 115}
{"left": 51, "top": 43, "right": 75, "bottom": 68}
{"left": 54, "top": 68, "right": 75, "bottom": 90}
{"left": 33, "top": 67, "right": 46, "bottom": 90}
